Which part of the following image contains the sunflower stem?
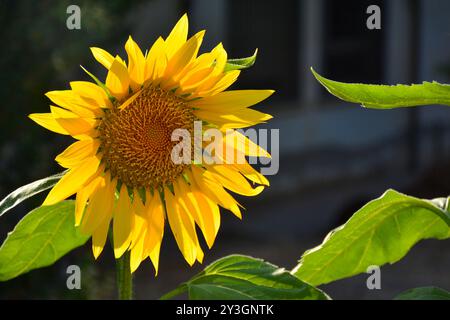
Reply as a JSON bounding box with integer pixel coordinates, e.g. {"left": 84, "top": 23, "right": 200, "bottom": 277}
{"left": 116, "top": 251, "right": 133, "bottom": 300}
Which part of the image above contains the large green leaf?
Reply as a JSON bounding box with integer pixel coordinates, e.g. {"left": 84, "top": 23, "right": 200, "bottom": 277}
{"left": 0, "top": 171, "right": 66, "bottom": 218}
{"left": 312, "top": 68, "right": 450, "bottom": 109}
{"left": 161, "top": 255, "right": 329, "bottom": 300}
{"left": 293, "top": 190, "right": 450, "bottom": 286}
{"left": 394, "top": 287, "right": 450, "bottom": 300}
{"left": 224, "top": 49, "right": 258, "bottom": 72}
{"left": 0, "top": 201, "right": 89, "bottom": 281}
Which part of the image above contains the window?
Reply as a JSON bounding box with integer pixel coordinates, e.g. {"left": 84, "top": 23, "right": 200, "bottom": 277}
{"left": 322, "top": 0, "right": 386, "bottom": 84}
{"left": 227, "top": 0, "right": 299, "bottom": 101}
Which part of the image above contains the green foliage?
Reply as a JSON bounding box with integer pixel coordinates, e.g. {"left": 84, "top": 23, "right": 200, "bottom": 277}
{"left": 0, "top": 171, "right": 66, "bottom": 218}
{"left": 312, "top": 68, "right": 450, "bottom": 109}
{"left": 161, "top": 255, "right": 329, "bottom": 300}
{"left": 394, "top": 287, "right": 450, "bottom": 300}
{"left": 0, "top": 201, "right": 89, "bottom": 281}
{"left": 225, "top": 49, "right": 258, "bottom": 72}
{"left": 293, "top": 190, "right": 450, "bottom": 286}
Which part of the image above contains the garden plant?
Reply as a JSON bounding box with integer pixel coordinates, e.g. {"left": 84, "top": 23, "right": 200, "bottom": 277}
{"left": 0, "top": 13, "right": 449, "bottom": 301}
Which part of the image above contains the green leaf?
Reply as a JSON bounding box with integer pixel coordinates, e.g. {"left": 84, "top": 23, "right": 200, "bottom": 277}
{"left": 293, "top": 189, "right": 450, "bottom": 286}
{"left": 0, "top": 201, "right": 89, "bottom": 281}
{"left": 0, "top": 171, "right": 66, "bottom": 218}
{"left": 312, "top": 68, "right": 450, "bottom": 109}
{"left": 224, "top": 49, "right": 258, "bottom": 72}
{"left": 394, "top": 287, "right": 450, "bottom": 300}
{"left": 161, "top": 255, "right": 329, "bottom": 300}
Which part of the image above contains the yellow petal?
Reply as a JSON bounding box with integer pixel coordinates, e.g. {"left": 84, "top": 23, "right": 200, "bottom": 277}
{"left": 178, "top": 67, "right": 214, "bottom": 93}
{"left": 164, "top": 30, "right": 205, "bottom": 82}
{"left": 50, "top": 105, "right": 77, "bottom": 118}
{"left": 188, "top": 44, "right": 228, "bottom": 97}
{"left": 55, "top": 116, "right": 98, "bottom": 136}
{"left": 195, "top": 70, "right": 240, "bottom": 97}
{"left": 164, "top": 186, "right": 198, "bottom": 266}
{"left": 232, "top": 161, "right": 270, "bottom": 186}
{"left": 45, "top": 90, "right": 100, "bottom": 118}
{"left": 206, "top": 165, "right": 264, "bottom": 196}
{"left": 211, "top": 43, "right": 227, "bottom": 75}
{"left": 189, "top": 167, "right": 242, "bottom": 219}
{"left": 113, "top": 185, "right": 134, "bottom": 258}
{"left": 221, "top": 111, "right": 272, "bottom": 122}
{"left": 165, "top": 14, "right": 188, "bottom": 59}
{"left": 106, "top": 58, "right": 130, "bottom": 101}
{"left": 186, "top": 49, "right": 219, "bottom": 74}
{"left": 145, "top": 37, "right": 167, "bottom": 82}
{"left": 31, "top": 107, "right": 95, "bottom": 141}
{"left": 194, "top": 90, "right": 274, "bottom": 110}
{"left": 70, "top": 81, "right": 112, "bottom": 109}
{"left": 28, "top": 113, "right": 69, "bottom": 135}
{"left": 196, "top": 245, "right": 204, "bottom": 263}
{"left": 176, "top": 53, "right": 214, "bottom": 84}
{"left": 130, "top": 230, "right": 146, "bottom": 273}
{"left": 92, "top": 217, "right": 111, "bottom": 259}
{"left": 125, "top": 36, "right": 146, "bottom": 91}
{"left": 81, "top": 175, "right": 115, "bottom": 235}
{"left": 129, "top": 192, "right": 148, "bottom": 273}
{"left": 175, "top": 43, "right": 225, "bottom": 95}
{"left": 75, "top": 177, "right": 102, "bottom": 226}
{"left": 175, "top": 178, "right": 220, "bottom": 248}
{"left": 130, "top": 192, "right": 147, "bottom": 248}
{"left": 55, "top": 139, "right": 99, "bottom": 169}
{"left": 175, "top": 198, "right": 204, "bottom": 264}
{"left": 43, "top": 155, "right": 101, "bottom": 206}
{"left": 80, "top": 177, "right": 104, "bottom": 233}
{"left": 224, "top": 130, "right": 271, "bottom": 159}
{"left": 49, "top": 105, "right": 99, "bottom": 138}
{"left": 194, "top": 108, "right": 272, "bottom": 130}
{"left": 149, "top": 246, "right": 161, "bottom": 276}
{"left": 143, "top": 190, "right": 165, "bottom": 275}
{"left": 118, "top": 90, "right": 141, "bottom": 111}
{"left": 90, "top": 47, "right": 114, "bottom": 69}
{"left": 90, "top": 177, "right": 116, "bottom": 258}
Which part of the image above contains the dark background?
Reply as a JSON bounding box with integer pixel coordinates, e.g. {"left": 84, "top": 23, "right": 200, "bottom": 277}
{"left": 1, "top": 0, "right": 450, "bottom": 299}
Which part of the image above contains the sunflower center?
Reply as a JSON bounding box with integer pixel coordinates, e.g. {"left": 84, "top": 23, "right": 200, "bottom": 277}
{"left": 98, "top": 86, "right": 194, "bottom": 189}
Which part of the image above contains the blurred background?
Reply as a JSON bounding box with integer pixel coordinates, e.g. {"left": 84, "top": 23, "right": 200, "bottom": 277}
{"left": 1, "top": 0, "right": 450, "bottom": 300}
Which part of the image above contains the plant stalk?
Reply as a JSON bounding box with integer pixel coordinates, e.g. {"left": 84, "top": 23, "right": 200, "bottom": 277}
{"left": 116, "top": 250, "right": 133, "bottom": 300}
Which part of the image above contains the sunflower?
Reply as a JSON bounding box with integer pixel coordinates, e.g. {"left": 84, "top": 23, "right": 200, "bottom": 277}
{"left": 29, "top": 14, "right": 273, "bottom": 274}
